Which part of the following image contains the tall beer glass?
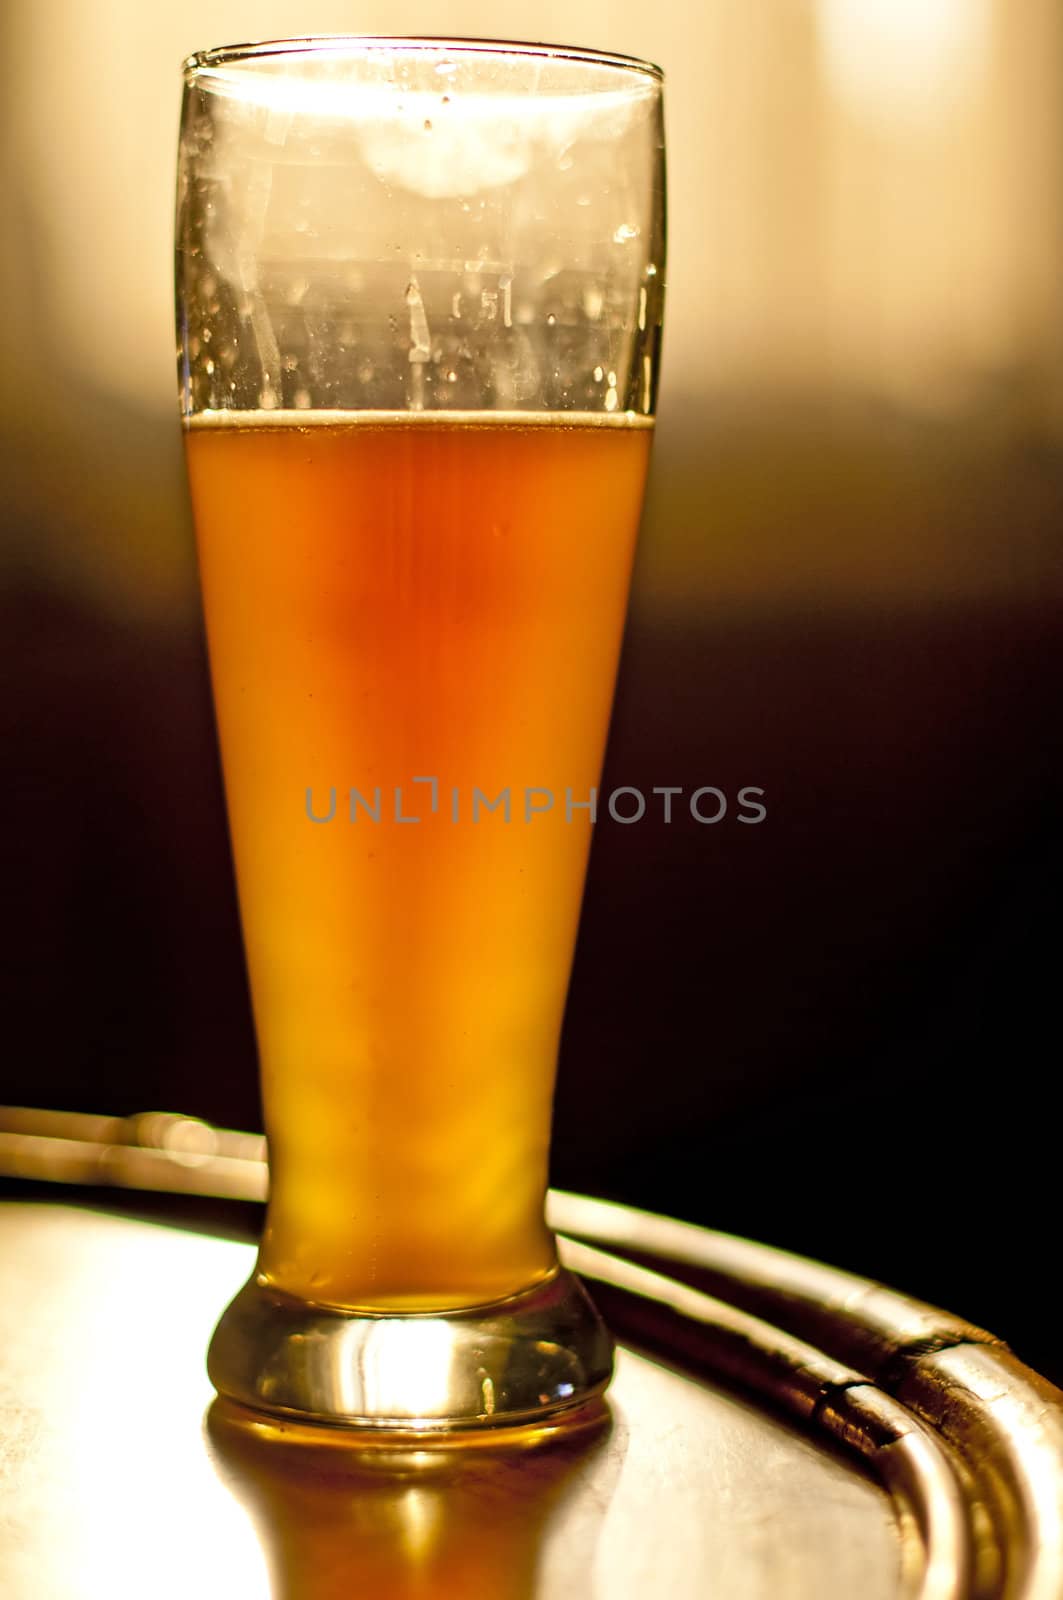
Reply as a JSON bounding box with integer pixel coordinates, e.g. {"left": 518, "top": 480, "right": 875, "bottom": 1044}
{"left": 176, "top": 37, "right": 666, "bottom": 1430}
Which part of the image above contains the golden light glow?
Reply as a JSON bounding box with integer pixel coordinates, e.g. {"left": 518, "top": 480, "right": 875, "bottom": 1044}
{"left": 3, "top": 0, "right": 1061, "bottom": 623}
{"left": 818, "top": 0, "right": 989, "bottom": 127}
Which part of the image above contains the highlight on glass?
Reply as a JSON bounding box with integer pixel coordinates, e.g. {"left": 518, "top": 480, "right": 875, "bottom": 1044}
{"left": 176, "top": 36, "right": 666, "bottom": 1430}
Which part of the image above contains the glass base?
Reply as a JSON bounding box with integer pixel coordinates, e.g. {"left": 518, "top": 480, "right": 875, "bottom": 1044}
{"left": 207, "top": 1267, "right": 615, "bottom": 1433}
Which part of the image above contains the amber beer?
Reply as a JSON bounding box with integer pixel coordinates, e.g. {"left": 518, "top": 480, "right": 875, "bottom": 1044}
{"left": 186, "top": 411, "right": 652, "bottom": 1311}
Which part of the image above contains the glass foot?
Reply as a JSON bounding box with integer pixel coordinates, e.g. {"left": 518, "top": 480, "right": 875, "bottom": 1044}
{"left": 207, "top": 1267, "right": 614, "bottom": 1433}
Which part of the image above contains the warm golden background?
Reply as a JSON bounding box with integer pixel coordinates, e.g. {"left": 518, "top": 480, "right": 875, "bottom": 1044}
{"left": 4, "top": 2, "right": 1061, "bottom": 1374}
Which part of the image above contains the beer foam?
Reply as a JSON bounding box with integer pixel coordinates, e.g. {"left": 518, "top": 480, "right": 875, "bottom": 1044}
{"left": 183, "top": 409, "right": 655, "bottom": 430}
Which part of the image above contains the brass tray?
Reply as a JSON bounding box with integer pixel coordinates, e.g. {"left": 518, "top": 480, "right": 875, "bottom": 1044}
{"left": 0, "top": 1110, "right": 1061, "bottom": 1599}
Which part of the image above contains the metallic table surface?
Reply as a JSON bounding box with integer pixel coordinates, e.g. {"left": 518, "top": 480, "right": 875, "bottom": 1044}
{"left": 0, "top": 1202, "right": 901, "bottom": 1600}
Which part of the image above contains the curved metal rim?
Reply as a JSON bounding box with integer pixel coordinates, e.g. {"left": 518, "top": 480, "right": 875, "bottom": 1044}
{"left": 560, "top": 1237, "right": 973, "bottom": 1600}
{"left": 550, "top": 1192, "right": 1063, "bottom": 1600}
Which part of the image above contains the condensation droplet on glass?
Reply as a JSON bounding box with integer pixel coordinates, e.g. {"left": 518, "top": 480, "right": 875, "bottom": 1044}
{"left": 604, "top": 388, "right": 618, "bottom": 412}
{"left": 424, "top": 119, "right": 433, "bottom": 133}
{"left": 447, "top": 369, "right": 457, "bottom": 382}
{"left": 204, "top": 357, "right": 214, "bottom": 375}
{"left": 607, "top": 371, "right": 617, "bottom": 387}
{"left": 546, "top": 313, "right": 556, "bottom": 326}
{"left": 646, "top": 263, "right": 658, "bottom": 277}
{"left": 441, "top": 94, "right": 450, "bottom": 105}
{"left": 613, "top": 223, "right": 640, "bottom": 243}
{"left": 593, "top": 365, "right": 604, "bottom": 382}
{"left": 294, "top": 388, "right": 312, "bottom": 410}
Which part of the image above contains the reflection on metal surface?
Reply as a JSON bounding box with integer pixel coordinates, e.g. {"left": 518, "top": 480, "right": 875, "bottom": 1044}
{"left": 0, "top": 1206, "right": 270, "bottom": 1600}
{"left": 207, "top": 1394, "right": 614, "bottom": 1600}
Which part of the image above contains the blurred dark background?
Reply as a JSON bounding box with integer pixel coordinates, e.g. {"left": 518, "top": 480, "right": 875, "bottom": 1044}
{"left": 3, "top": 1, "right": 1061, "bottom": 1379}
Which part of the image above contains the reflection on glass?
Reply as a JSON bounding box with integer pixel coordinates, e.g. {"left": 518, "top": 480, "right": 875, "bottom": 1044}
{"left": 350, "top": 1320, "right": 456, "bottom": 1419}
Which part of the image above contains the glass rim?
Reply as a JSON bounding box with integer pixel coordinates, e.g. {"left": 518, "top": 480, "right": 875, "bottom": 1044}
{"left": 182, "top": 35, "right": 664, "bottom": 84}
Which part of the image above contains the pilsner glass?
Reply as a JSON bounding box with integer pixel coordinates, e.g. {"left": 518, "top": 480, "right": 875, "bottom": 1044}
{"left": 176, "top": 37, "right": 665, "bottom": 1430}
